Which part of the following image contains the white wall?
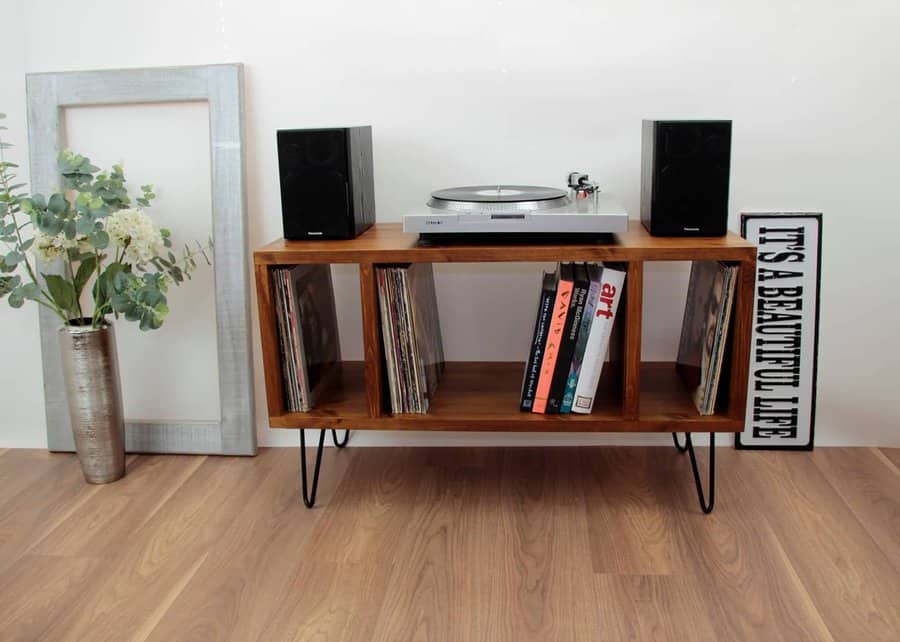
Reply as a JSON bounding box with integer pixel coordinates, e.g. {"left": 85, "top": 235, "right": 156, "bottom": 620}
{"left": 1, "top": 0, "right": 898, "bottom": 448}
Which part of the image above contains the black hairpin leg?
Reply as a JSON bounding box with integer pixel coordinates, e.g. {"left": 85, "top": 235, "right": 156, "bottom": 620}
{"left": 300, "top": 429, "right": 326, "bottom": 508}
{"left": 299, "top": 429, "right": 352, "bottom": 508}
{"left": 672, "top": 432, "right": 715, "bottom": 514}
{"left": 331, "top": 429, "right": 350, "bottom": 448}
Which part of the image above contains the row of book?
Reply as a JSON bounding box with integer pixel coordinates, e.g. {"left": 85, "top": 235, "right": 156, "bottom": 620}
{"left": 272, "top": 265, "right": 342, "bottom": 412}
{"left": 521, "top": 263, "right": 626, "bottom": 414}
{"left": 377, "top": 263, "right": 445, "bottom": 414}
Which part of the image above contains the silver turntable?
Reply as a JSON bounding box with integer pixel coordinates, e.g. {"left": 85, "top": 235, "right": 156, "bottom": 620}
{"left": 403, "top": 173, "right": 629, "bottom": 239}
{"left": 427, "top": 185, "right": 570, "bottom": 212}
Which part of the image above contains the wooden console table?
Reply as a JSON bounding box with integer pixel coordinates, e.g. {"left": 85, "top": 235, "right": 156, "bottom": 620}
{"left": 253, "top": 222, "right": 757, "bottom": 512}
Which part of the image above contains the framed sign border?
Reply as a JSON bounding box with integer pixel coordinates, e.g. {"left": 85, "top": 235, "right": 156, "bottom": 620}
{"left": 736, "top": 212, "right": 822, "bottom": 451}
{"left": 26, "top": 64, "right": 256, "bottom": 455}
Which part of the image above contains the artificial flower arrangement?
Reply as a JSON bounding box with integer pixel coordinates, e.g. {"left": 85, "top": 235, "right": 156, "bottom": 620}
{"left": 0, "top": 111, "right": 211, "bottom": 484}
{"left": 0, "top": 112, "right": 210, "bottom": 328}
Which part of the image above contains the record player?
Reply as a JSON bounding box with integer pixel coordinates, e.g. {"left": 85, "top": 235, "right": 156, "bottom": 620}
{"left": 403, "top": 172, "right": 629, "bottom": 242}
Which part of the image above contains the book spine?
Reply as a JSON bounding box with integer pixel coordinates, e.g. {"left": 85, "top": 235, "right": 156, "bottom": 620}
{"left": 532, "top": 276, "right": 573, "bottom": 414}
{"left": 546, "top": 279, "right": 589, "bottom": 414}
{"left": 571, "top": 268, "right": 626, "bottom": 414}
{"left": 520, "top": 278, "right": 556, "bottom": 411}
{"left": 561, "top": 275, "right": 601, "bottom": 413}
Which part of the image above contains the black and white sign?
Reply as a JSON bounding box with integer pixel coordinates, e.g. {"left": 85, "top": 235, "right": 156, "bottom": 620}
{"left": 737, "top": 213, "right": 822, "bottom": 450}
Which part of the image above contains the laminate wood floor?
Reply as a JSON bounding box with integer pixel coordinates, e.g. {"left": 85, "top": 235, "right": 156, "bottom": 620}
{"left": 0, "top": 446, "right": 897, "bottom": 641}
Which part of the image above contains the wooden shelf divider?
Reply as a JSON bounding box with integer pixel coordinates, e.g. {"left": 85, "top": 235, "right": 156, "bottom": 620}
{"left": 253, "top": 221, "right": 756, "bottom": 435}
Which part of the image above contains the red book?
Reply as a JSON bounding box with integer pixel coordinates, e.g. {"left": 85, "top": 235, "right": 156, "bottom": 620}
{"left": 532, "top": 264, "right": 574, "bottom": 414}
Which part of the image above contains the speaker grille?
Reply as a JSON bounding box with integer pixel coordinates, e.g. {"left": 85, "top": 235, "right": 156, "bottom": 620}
{"left": 642, "top": 120, "right": 731, "bottom": 236}
{"left": 277, "top": 129, "right": 351, "bottom": 239}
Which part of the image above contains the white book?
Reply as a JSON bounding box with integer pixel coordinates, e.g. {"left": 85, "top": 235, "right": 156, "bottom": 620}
{"left": 571, "top": 265, "right": 626, "bottom": 414}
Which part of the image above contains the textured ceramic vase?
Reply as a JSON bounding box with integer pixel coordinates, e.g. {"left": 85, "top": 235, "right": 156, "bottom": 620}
{"left": 58, "top": 322, "right": 126, "bottom": 484}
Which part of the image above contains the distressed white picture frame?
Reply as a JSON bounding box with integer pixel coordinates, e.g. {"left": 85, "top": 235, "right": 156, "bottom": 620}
{"left": 26, "top": 64, "right": 256, "bottom": 455}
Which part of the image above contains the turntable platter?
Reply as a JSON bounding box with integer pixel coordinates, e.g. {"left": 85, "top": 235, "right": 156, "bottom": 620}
{"left": 428, "top": 185, "right": 570, "bottom": 212}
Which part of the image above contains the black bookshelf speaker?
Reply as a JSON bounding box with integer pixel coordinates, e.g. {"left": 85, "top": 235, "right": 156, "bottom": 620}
{"left": 640, "top": 120, "right": 732, "bottom": 237}
{"left": 277, "top": 126, "right": 375, "bottom": 240}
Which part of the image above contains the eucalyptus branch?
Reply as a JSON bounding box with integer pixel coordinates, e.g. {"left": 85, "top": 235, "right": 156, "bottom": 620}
{"left": 1, "top": 113, "right": 211, "bottom": 330}
{"left": 34, "top": 296, "right": 69, "bottom": 323}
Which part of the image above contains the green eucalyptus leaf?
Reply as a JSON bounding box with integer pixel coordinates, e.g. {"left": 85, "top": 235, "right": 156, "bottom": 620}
{"left": 19, "top": 282, "right": 40, "bottom": 300}
{"left": 4, "top": 250, "right": 23, "bottom": 267}
{"left": 35, "top": 208, "right": 63, "bottom": 235}
{"left": 90, "top": 229, "right": 109, "bottom": 249}
{"left": 110, "top": 293, "right": 130, "bottom": 312}
{"left": 43, "top": 273, "right": 76, "bottom": 313}
{"left": 75, "top": 216, "right": 94, "bottom": 235}
{"left": 0, "top": 274, "right": 21, "bottom": 297}
{"left": 112, "top": 270, "right": 129, "bottom": 293}
{"left": 48, "top": 193, "right": 67, "bottom": 215}
{"left": 140, "top": 288, "right": 164, "bottom": 307}
{"left": 8, "top": 287, "right": 25, "bottom": 308}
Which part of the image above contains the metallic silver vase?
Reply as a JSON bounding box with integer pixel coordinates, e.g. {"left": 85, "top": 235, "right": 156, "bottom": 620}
{"left": 59, "top": 322, "right": 126, "bottom": 484}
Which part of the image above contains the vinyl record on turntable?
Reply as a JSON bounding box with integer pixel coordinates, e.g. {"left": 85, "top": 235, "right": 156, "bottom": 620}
{"left": 427, "top": 185, "right": 570, "bottom": 213}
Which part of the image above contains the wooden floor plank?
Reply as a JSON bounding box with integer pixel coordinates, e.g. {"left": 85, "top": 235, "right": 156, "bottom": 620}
{"left": 36, "top": 450, "right": 281, "bottom": 642}
{"left": 580, "top": 446, "right": 690, "bottom": 575}
{"left": 542, "top": 449, "right": 605, "bottom": 642}
{"left": 733, "top": 450, "right": 900, "bottom": 641}
{"left": 593, "top": 574, "right": 720, "bottom": 641}
{"left": 0, "top": 451, "right": 76, "bottom": 516}
{"left": 0, "top": 453, "right": 101, "bottom": 574}
{"left": 672, "top": 449, "right": 834, "bottom": 641}
{"left": 0, "top": 554, "right": 100, "bottom": 640}
{"left": 146, "top": 447, "right": 352, "bottom": 641}
{"left": 370, "top": 448, "right": 504, "bottom": 642}
{"left": 483, "top": 448, "right": 602, "bottom": 642}
{"left": 0, "top": 446, "right": 898, "bottom": 641}
{"left": 878, "top": 447, "right": 900, "bottom": 472}
{"left": 32, "top": 454, "right": 206, "bottom": 558}
{"left": 811, "top": 447, "right": 900, "bottom": 573}
{"left": 257, "top": 448, "right": 427, "bottom": 642}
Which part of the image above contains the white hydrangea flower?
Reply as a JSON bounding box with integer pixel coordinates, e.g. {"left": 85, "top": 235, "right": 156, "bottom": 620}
{"left": 30, "top": 230, "right": 91, "bottom": 263}
{"left": 105, "top": 208, "right": 164, "bottom": 265}
{"left": 30, "top": 230, "right": 68, "bottom": 263}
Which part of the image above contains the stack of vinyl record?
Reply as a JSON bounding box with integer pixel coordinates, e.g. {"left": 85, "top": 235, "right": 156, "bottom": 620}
{"left": 377, "top": 263, "right": 445, "bottom": 414}
{"left": 273, "top": 264, "right": 342, "bottom": 412}
{"left": 676, "top": 261, "right": 738, "bottom": 415}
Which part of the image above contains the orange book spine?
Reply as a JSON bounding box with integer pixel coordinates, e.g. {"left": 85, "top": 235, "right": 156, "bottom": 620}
{"left": 532, "top": 275, "right": 573, "bottom": 413}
